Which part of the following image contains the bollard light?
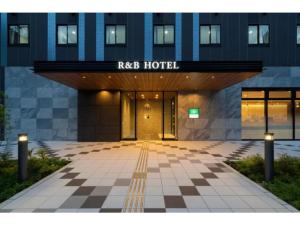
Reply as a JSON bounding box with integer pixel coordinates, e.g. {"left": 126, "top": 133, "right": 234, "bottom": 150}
{"left": 264, "top": 132, "right": 274, "bottom": 181}
{"left": 18, "top": 133, "right": 28, "bottom": 181}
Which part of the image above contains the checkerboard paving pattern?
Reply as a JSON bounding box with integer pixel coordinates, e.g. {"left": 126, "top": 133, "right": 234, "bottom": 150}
{"left": 0, "top": 141, "right": 298, "bottom": 213}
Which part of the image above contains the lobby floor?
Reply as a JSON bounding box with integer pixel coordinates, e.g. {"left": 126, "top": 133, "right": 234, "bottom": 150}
{"left": 0, "top": 141, "right": 299, "bottom": 213}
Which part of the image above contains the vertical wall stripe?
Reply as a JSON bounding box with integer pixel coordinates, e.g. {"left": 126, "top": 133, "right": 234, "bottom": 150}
{"left": 47, "top": 13, "right": 56, "bottom": 61}
{"left": 144, "top": 13, "right": 153, "bottom": 61}
{"left": 78, "top": 13, "right": 85, "bottom": 61}
{"left": 0, "top": 13, "right": 7, "bottom": 66}
{"left": 96, "top": 13, "right": 104, "bottom": 61}
{"left": 175, "top": 13, "right": 182, "bottom": 61}
{"left": 193, "top": 13, "right": 199, "bottom": 61}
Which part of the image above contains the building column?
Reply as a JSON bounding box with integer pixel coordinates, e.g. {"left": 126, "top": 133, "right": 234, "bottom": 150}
{"left": 1, "top": 13, "right": 7, "bottom": 66}
{"left": 175, "top": 13, "right": 182, "bottom": 61}
{"left": 78, "top": 13, "right": 85, "bottom": 61}
{"left": 47, "top": 13, "right": 56, "bottom": 61}
{"left": 144, "top": 13, "right": 153, "bottom": 61}
{"left": 192, "top": 13, "right": 199, "bottom": 61}
{"left": 96, "top": 13, "right": 104, "bottom": 61}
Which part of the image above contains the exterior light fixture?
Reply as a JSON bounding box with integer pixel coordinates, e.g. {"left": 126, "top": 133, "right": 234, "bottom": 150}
{"left": 264, "top": 132, "right": 274, "bottom": 181}
{"left": 18, "top": 133, "right": 28, "bottom": 181}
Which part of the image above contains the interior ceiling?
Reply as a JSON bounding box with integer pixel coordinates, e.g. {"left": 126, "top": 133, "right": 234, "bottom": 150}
{"left": 37, "top": 71, "right": 259, "bottom": 91}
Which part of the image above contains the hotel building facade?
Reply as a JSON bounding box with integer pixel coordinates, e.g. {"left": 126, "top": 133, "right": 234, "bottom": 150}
{"left": 1, "top": 13, "right": 300, "bottom": 142}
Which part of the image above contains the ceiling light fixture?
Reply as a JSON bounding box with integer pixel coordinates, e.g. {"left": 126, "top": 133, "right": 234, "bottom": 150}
{"left": 108, "top": 75, "right": 112, "bottom": 79}
{"left": 160, "top": 75, "right": 163, "bottom": 79}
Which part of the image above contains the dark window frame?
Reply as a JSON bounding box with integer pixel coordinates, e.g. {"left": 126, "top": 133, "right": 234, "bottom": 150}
{"left": 248, "top": 24, "right": 270, "bottom": 46}
{"left": 153, "top": 24, "right": 175, "bottom": 47}
{"left": 199, "top": 24, "right": 221, "bottom": 46}
{"left": 8, "top": 24, "right": 30, "bottom": 46}
{"left": 105, "top": 24, "right": 127, "bottom": 46}
{"left": 56, "top": 24, "right": 78, "bottom": 46}
{"left": 297, "top": 24, "right": 300, "bottom": 46}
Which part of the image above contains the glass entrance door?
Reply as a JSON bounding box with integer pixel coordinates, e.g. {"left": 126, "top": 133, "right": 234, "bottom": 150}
{"left": 121, "top": 91, "right": 178, "bottom": 140}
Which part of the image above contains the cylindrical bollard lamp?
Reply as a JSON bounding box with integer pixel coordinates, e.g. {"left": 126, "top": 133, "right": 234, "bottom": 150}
{"left": 18, "top": 133, "right": 28, "bottom": 181}
{"left": 264, "top": 132, "right": 274, "bottom": 181}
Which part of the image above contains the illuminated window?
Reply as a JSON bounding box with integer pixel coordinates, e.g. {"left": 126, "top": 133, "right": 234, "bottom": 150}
{"left": 57, "top": 25, "right": 77, "bottom": 45}
{"left": 8, "top": 25, "right": 29, "bottom": 45}
{"left": 154, "top": 25, "right": 174, "bottom": 45}
{"left": 242, "top": 91, "right": 265, "bottom": 98}
{"left": 269, "top": 91, "right": 291, "bottom": 98}
{"left": 242, "top": 100, "right": 266, "bottom": 139}
{"left": 106, "top": 25, "right": 126, "bottom": 45}
{"left": 268, "top": 100, "right": 293, "bottom": 139}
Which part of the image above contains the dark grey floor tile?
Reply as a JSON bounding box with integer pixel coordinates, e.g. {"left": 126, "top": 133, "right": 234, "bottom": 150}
{"left": 200, "top": 173, "right": 218, "bottom": 179}
{"left": 147, "top": 167, "right": 160, "bottom": 173}
{"left": 64, "top": 154, "right": 75, "bottom": 157}
{"left": 209, "top": 167, "right": 224, "bottom": 173}
{"left": 81, "top": 196, "right": 106, "bottom": 208}
{"left": 99, "top": 208, "right": 122, "bottom": 213}
{"left": 0, "top": 209, "right": 13, "bottom": 212}
{"left": 66, "top": 179, "right": 87, "bottom": 186}
{"left": 179, "top": 186, "right": 200, "bottom": 195}
{"left": 60, "top": 172, "right": 80, "bottom": 179}
{"left": 60, "top": 196, "right": 88, "bottom": 209}
{"left": 191, "top": 178, "right": 210, "bottom": 186}
{"left": 144, "top": 208, "right": 166, "bottom": 213}
{"left": 73, "top": 186, "right": 96, "bottom": 196}
{"left": 60, "top": 167, "right": 74, "bottom": 173}
{"left": 164, "top": 196, "right": 187, "bottom": 208}
{"left": 91, "top": 186, "right": 112, "bottom": 196}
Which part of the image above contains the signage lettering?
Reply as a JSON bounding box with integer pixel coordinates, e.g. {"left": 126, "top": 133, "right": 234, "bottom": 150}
{"left": 117, "top": 61, "right": 180, "bottom": 70}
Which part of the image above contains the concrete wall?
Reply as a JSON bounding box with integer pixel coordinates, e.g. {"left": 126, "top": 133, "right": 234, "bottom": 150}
{"left": 5, "top": 67, "right": 77, "bottom": 141}
{"left": 178, "top": 67, "right": 300, "bottom": 140}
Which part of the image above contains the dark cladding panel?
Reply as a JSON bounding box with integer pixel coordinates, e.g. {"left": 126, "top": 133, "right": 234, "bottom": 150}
{"left": 0, "top": 67, "right": 4, "bottom": 140}
{"left": 7, "top": 13, "right": 47, "bottom": 66}
{"left": 104, "top": 13, "right": 144, "bottom": 61}
{"left": 182, "top": 13, "right": 193, "bottom": 61}
{"left": 78, "top": 90, "right": 120, "bottom": 141}
{"left": 85, "top": 13, "right": 96, "bottom": 61}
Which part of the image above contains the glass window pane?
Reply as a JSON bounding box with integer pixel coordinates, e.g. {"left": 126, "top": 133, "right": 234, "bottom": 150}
{"left": 164, "top": 92, "right": 177, "bottom": 139}
{"left": 116, "top": 25, "right": 126, "bottom": 44}
{"left": 106, "top": 26, "right": 115, "bottom": 44}
{"left": 296, "top": 91, "right": 300, "bottom": 98}
{"left": 211, "top": 25, "right": 220, "bottom": 44}
{"left": 154, "top": 26, "right": 164, "bottom": 44}
{"left": 164, "top": 25, "right": 174, "bottom": 44}
{"left": 121, "top": 92, "right": 136, "bottom": 139}
{"left": 268, "top": 100, "right": 293, "bottom": 139}
{"left": 297, "top": 26, "right": 300, "bottom": 44}
{"left": 269, "top": 91, "right": 291, "bottom": 98}
{"left": 248, "top": 26, "right": 258, "bottom": 44}
{"left": 68, "top": 25, "right": 77, "bottom": 44}
{"left": 19, "top": 25, "right": 29, "bottom": 44}
{"left": 295, "top": 100, "right": 300, "bottom": 138}
{"left": 242, "top": 100, "right": 265, "bottom": 139}
{"left": 259, "top": 25, "right": 269, "bottom": 44}
{"left": 242, "top": 91, "right": 265, "bottom": 98}
{"left": 9, "top": 26, "right": 19, "bottom": 45}
{"left": 57, "top": 26, "right": 67, "bottom": 44}
{"left": 200, "top": 26, "right": 210, "bottom": 44}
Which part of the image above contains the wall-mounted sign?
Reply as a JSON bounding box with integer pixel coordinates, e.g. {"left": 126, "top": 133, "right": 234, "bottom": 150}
{"left": 117, "top": 61, "right": 180, "bottom": 71}
{"left": 188, "top": 108, "right": 200, "bottom": 119}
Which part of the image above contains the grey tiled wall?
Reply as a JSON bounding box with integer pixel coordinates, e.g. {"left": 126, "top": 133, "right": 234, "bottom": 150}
{"left": 5, "top": 67, "right": 77, "bottom": 141}
{"left": 178, "top": 67, "right": 300, "bottom": 140}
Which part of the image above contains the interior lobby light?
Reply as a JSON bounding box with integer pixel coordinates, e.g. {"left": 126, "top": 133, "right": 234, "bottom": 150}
{"left": 108, "top": 75, "right": 112, "bottom": 79}
{"left": 134, "top": 75, "right": 137, "bottom": 79}
{"left": 185, "top": 75, "right": 190, "bottom": 79}
{"left": 81, "top": 75, "right": 86, "bottom": 79}
{"left": 160, "top": 75, "right": 163, "bottom": 79}
{"left": 211, "top": 75, "right": 215, "bottom": 79}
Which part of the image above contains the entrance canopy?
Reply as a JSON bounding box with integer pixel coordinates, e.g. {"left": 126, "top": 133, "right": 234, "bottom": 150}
{"left": 34, "top": 61, "right": 262, "bottom": 91}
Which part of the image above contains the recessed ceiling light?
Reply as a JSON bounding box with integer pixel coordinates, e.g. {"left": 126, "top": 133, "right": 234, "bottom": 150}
{"left": 108, "top": 75, "right": 112, "bottom": 79}
{"left": 160, "top": 75, "right": 163, "bottom": 79}
{"left": 134, "top": 75, "right": 137, "bottom": 79}
{"left": 186, "top": 75, "right": 190, "bottom": 79}
{"left": 81, "top": 75, "right": 87, "bottom": 79}
{"left": 211, "top": 75, "right": 215, "bottom": 79}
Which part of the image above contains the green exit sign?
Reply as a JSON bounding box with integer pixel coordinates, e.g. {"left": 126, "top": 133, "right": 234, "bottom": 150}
{"left": 188, "top": 108, "right": 200, "bottom": 118}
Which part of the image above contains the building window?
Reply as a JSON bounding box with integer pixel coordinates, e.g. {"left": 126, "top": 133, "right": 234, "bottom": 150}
{"left": 200, "top": 25, "right": 220, "bottom": 45}
{"left": 105, "top": 25, "right": 126, "bottom": 45}
{"left": 57, "top": 25, "right": 77, "bottom": 45}
{"left": 248, "top": 25, "right": 269, "bottom": 45}
{"left": 242, "top": 89, "right": 297, "bottom": 140}
{"left": 8, "top": 25, "right": 29, "bottom": 45}
{"left": 297, "top": 25, "right": 300, "bottom": 45}
{"left": 154, "top": 25, "right": 174, "bottom": 45}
